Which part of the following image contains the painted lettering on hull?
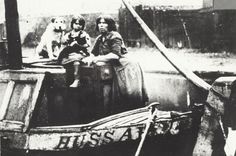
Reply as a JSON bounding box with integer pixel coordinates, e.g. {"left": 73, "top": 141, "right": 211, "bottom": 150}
{"left": 28, "top": 126, "right": 144, "bottom": 150}
{"left": 28, "top": 121, "right": 185, "bottom": 151}
{"left": 55, "top": 127, "right": 142, "bottom": 149}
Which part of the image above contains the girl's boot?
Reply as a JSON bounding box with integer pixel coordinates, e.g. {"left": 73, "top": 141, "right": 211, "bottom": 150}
{"left": 70, "top": 61, "right": 81, "bottom": 87}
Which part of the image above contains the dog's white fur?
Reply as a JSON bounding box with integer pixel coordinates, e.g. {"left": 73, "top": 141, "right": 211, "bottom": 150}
{"left": 36, "top": 17, "right": 66, "bottom": 59}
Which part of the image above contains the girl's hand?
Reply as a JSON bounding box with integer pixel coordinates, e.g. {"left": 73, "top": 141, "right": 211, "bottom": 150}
{"left": 69, "top": 53, "right": 83, "bottom": 60}
{"left": 70, "top": 41, "right": 78, "bottom": 46}
{"left": 82, "top": 56, "right": 94, "bottom": 66}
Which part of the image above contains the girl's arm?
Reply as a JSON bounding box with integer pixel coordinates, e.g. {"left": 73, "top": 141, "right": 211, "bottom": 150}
{"left": 82, "top": 53, "right": 119, "bottom": 66}
{"left": 92, "top": 53, "right": 119, "bottom": 63}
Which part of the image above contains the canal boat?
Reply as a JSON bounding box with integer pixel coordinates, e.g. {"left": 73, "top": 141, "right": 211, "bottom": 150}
{"left": 0, "top": 0, "right": 235, "bottom": 156}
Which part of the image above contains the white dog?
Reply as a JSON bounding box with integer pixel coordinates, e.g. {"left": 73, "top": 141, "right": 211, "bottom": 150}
{"left": 36, "top": 17, "right": 66, "bottom": 59}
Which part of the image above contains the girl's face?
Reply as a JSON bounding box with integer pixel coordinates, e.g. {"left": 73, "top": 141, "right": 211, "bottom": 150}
{"left": 73, "top": 20, "right": 83, "bottom": 31}
{"left": 98, "top": 18, "right": 108, "bottom": 34}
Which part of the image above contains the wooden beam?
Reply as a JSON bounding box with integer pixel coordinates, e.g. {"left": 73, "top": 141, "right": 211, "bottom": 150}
{"left": 4, "top": 0, "right": 22, "bottom": 69}
{"left": 0, "top": 81, "right": 15, "bottom": 120}
{"left": 0, "top": 136, "right": 1, "bottom": 156}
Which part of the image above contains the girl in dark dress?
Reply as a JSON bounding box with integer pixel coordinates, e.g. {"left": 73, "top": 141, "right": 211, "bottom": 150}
{"left": 58, "top": 15, "right": 91, "bottom": 87}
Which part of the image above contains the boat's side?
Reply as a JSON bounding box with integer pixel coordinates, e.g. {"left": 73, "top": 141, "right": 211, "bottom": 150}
{"left": 12, "top": 106, "right": 197, "bottom": 151}
{"left": 1, "top": 68, "right": 235, "bottom": 155}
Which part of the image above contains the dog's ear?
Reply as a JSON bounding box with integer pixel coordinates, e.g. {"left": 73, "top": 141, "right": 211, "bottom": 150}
{"left": 51, "top": 17, "right": 56, "bottom": 23}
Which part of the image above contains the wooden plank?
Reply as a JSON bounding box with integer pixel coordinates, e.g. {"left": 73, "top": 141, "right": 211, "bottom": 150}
{"left": 0, "top": 121, "right": 24, "bottom": 132}
{"left": 0, "top": 71, "right": 41, "bottom": 81}
{"left": 23, "top": 74, "right": 45, "bottom": 132}
{"left": 0, "top": 81, "right": 15, "bottom": 120}
{"left": 18, "top": 85, "right": 31, "bottom": 109}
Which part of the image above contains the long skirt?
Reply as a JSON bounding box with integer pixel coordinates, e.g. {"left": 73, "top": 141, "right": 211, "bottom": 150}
{"left": 111, "top": 58, "right": 149, "bottom": 114}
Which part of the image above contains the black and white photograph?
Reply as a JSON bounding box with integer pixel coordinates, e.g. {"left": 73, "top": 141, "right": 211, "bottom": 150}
{"left": 0, "top": 0, "right": 236, "bottom": 155}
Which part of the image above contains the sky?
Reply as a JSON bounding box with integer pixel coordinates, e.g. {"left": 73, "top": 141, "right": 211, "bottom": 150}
{"left": 0, "top": 0, "right": 203, "bottom": 20}
{"left": 17, "top": 0, "right": 123, "bottom": 16}
{"left": 17, "top": 0, "right": 203, "bottom": 16}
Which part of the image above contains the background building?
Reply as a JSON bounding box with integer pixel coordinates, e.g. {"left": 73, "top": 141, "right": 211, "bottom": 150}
{"left": 119, "top": 0, "right": 236, "bottom": 52}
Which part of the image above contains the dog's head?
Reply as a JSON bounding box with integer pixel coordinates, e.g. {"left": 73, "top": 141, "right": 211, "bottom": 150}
{"left": 51, "top": 17, "right": 66, "bottom": 32}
